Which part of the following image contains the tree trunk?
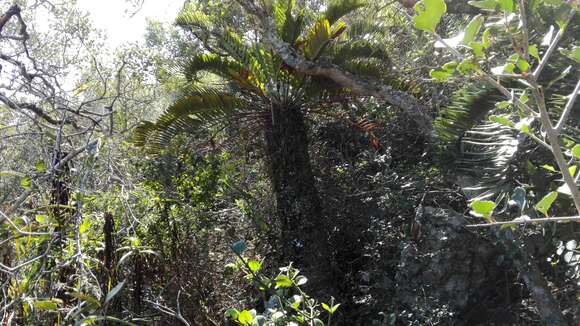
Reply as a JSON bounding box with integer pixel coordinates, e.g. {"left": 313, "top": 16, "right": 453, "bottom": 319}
{"left": 263, "top": 104, "right": 330, "bottom": 272}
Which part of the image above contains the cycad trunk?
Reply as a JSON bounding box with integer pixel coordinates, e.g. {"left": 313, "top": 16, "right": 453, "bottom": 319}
{"left": 263, "top": 104, "right": 330, "bottom": 272}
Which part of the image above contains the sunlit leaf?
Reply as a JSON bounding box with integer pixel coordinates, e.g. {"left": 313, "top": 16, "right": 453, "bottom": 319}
{"left": 413, "top": 0, "right": 447, "bottom": 33}
{"left": 534, "top": 191, "right": 558, "bottom": 216}
{"left": 463, "top": 15, "right": 484, "bottom": 45}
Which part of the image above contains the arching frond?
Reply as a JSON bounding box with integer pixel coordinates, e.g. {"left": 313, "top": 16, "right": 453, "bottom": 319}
{"left": 133, "top": 93, "right": 246, "bottom": 152}
{"left": 324, "top": 0, "right": 366, "bottom": 25}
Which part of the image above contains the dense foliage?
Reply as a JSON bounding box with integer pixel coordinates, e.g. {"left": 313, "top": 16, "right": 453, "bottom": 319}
{"left": 1, "top": 0, "right": 579, "bottom": 325}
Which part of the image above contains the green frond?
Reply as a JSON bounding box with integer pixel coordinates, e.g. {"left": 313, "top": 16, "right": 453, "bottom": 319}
{"left": 435, "top": 83, "right": 499, "bottom": 149}
{"left": 454, "top": 123, "right": 519, "bottom": 202}
{"left": 273, "top": 0, "right": 305, "bottom": 44}
{"left": 324, "top": 0, "right": 366, "bottom": 25}
{"left": 303, "top": 18, "right": 331, "bottom": 59}
{"left": 332, "top": 41, "right": 391, "bottom": 67}
{"left": 175, "top": 10, "right": 213, "bottom": 30}
{"left": 133, "top": 93, "right": 243, "bottom": 152}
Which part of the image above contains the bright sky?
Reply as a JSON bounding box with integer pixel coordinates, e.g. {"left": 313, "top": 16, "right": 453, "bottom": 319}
{"left": 76, "top": 0, "right": 184, "bottom": 48}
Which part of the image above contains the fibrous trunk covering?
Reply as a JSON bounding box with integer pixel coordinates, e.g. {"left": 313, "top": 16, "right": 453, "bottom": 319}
{"left": 263, "top": 104, "right": 330, "bottom": 270}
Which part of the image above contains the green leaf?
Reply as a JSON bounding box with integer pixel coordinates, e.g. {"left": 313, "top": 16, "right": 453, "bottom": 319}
{"left": 560, "top": 46, "right": 580, "bottom": 63}
{"left": 534, "top": 191, "right": 558, "bottom": 216}
{"left": 274, "top": 274, "right": 293, "bottom": 288}
{"left": 482, "top": 28, "right": 492, "bottom": 48}
{"left": 413, "top": 0, "right": 447, "bottom": 33}
{"left": 470, "top": 200, "right": 496, "bottom": 219}
{"left": 469, "top": 42, "right": 484, "bottom": 58}
{"left": 517, "top": 58, "right": 530, "bottom": 72}
{"left": 572, "top": 145, "right": 580, "bottom": 159}
{"left": 237, "top": 310, "right": 254, "bottom": 325}
{"left": 569, "top": 165, "right": 577, "bottom": 177}
{"left": 463, "top": 15, "right": 484, "bottom": 45}
{"left": 321, "top": 302, "right": 332, "bottom": 313}
{"left": 457, "top": 58, "right": 479, "bottom": 74}
{"left": 79, "top": 218, "right": 90, "bottom": 234}
{"left": 528, "top": 44, "right": 540, "bottom": 61}
{"left": 489, "top": 115, "right": 515, "bottom": 127}
{"left": 469, "top": 0, "right": 498, "bottom": 10}
{"left": 231, "top": 240, "right": 247, "bottom": 255}
{"left": 33, "top": 300, "right": 59, "bottom": 311}
{"left": 20, "top": 176, "right": 31, "bottom": 189}
{"left": 498, "top": 0, "right": 514, "bottom": 12}
{"left": 35, "top": 215, "right": 48, "bottom": 223}
{"left": 105, "top": 280, "right": 126, "bottom": 304}
{"left": 226, "top": 308, "right": 239, "bottom": 319}
{"left": 430, "top": 69, "right": 453, "bottom": 81}
{"left": 313, "top": 319, "right": 325, "bottom": 326}
{"left": 541, "top": 164, "right": 557, "bottom": 172}
{"left": 35, "top": 160, "right": 46, "bottom": 173}
{"left": 247, "top": 260, "right": 262, "bottom": 273}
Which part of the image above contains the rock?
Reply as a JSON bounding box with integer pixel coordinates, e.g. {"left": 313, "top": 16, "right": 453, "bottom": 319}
{"left": 395, "top": 207, "right": 506, "bottom": 325}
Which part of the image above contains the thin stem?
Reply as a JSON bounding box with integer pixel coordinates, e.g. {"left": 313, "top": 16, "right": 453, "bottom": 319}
{"left": 532, "top": 10, "right": 575, "bottom": 79}
{"left": 466, "top": 215, "right": 580, "bottom": 228}
{"left": 555, "top": 77, "right": 580, "bottom": 131}
{"left": 531, "top": 87, "right": 580, "bottom": 214}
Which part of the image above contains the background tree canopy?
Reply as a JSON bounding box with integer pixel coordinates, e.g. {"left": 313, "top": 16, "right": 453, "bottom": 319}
{"left": 0, "top": 0, "right": 579, "bottom": 325}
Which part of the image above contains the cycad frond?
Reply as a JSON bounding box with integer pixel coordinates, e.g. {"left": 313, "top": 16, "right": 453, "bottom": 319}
{"left": 133, "top": 93, "right": 244, "bottom": 152}
{"left": 324, "top": 0, "right": 366, "bottom": 25}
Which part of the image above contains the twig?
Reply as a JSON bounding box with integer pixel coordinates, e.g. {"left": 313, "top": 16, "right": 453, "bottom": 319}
{"left": 467, "top": 216, "right": 580, "bottom": 228}
{"left": 555, "top": 77, "right": 580, "bottom": 131}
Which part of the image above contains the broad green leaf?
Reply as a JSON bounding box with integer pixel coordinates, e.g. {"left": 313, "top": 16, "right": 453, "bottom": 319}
{"left": 517, "top": 58, "right": 530, "bottom": 72}
{"left": 572, "top": 145, "right": 580, "bottom": 158}
{"left": 470, "top": 200, "right": 496, "bottom": 219}
{"left": 237, "top": 310, "right": 254, "bottom": 325}
{"left": 469, "top": 0, "right": 498, "bottom": 10}
{"left": 495, "top": 101, "right": 511, "bottom": 109}
{"left": 569, "top": 165, "right": 577, "bottom": 177}
{"left": 274, "top": 274, "right": 293, "bottom": 288}
{"left": 231, "top": 240, "right": 247, "bottom": 255}
{"left": 413, "top": 0, "right": 447, "bottom": 33}
{"left": 247, "top": 260, "right": 262, "bottom": 273}
{"left": 489, "top": 115, "right": 515, "bottom": 127}
{"left": 534, "top": 191, "right": 558, "bottom": 216}
{"left": 498, "top": 0, "right": 514, "bottom": 12}
{"left": 528, "top": 44, "right": 540, "bottom": 61}
{"left": 463, "top": 15, "right": 484, "bottom": 44}
{"left": 321, "top": 302, "right": 332, "bottom": 313}
{"left": 105, "top": 280, "right": 126, "bottom": 304}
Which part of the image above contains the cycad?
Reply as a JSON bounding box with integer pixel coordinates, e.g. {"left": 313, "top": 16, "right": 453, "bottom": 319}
{"left": 134, "top": 0, "right": 420, "bottom": 269}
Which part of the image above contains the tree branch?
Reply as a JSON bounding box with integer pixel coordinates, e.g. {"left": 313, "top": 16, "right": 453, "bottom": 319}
{"left": 235, "top": 0, "right": 434, "bottom": 138}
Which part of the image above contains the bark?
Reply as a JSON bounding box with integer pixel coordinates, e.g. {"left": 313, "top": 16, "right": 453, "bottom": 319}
{"left": 497, "top": 232, "right": 569, "bottom": 325}
{"left": 263, "top": 104, "right": 330, "bottom": 271}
